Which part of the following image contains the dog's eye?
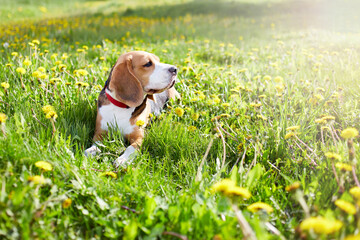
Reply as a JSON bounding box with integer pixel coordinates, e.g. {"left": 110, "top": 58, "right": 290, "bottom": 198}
{"left": 143, "top": 61, "right": 152, "bottom": 67}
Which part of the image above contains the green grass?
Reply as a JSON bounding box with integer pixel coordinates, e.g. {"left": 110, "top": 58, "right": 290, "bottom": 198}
{"left": 1, "top": 0, "right": 360, "bottom": 239}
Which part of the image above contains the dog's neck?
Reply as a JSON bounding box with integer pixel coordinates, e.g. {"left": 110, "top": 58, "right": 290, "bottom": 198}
{"left": 104, "top": 88, "right": 130, "bottom": 109}
{"left": 105, "top": 87, "right": 148, "bottom": 108}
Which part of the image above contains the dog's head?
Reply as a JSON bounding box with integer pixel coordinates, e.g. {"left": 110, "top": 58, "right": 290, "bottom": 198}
{"left": 108, "top": 51, "right": 177, "bottom": 107}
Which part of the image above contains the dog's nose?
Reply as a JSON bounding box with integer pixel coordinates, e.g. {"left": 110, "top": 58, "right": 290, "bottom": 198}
{"left": 168, "top": 66, "right": 177, "bottom": 75}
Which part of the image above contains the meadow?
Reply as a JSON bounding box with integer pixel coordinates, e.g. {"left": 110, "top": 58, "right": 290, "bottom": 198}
{"left": 1, "top": 0, "right": 360, "bottom": 239}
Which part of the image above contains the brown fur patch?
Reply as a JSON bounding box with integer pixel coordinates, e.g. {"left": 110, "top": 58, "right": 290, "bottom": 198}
{"left": 93, "top": 111, "right": 107, "bottom": 141}
{"left": 125, "top": 128, "right": 144, "bottom": 149}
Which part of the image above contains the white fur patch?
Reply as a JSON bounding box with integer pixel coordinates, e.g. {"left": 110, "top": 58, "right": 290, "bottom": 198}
{"left": 113, "top": 145, "right": 138, "bottom": 168}
{"left": 84, "top": 144, "right": 101, "bottom": 157}
{"left": 99, "top": 91, "right": 136, "bottom": 135}
{"left": 146, "top": 62, "right": 174, "bottom": 92}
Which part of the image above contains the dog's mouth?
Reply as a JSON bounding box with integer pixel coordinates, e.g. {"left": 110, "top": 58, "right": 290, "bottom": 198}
{"left": 146, "top": 79, "right": 176, "bottom": 95}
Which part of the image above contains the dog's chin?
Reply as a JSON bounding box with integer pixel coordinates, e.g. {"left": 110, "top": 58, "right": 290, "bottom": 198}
{"left": 146, "top": 79, "right": 176, "bottom": 95}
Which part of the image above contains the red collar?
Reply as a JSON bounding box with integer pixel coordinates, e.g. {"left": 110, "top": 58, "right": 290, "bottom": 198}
{"left": 105, "top": 91, "right": 129, "bottom": 109}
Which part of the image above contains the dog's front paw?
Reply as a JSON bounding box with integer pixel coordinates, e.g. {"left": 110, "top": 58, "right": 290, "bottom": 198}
{"left": 113, "top": 156, "right": 130, "bottom": 169}
{"left": 84, "top": 144, "right": 101, "bottom": 157}
{"left": 113, "top": 146, "right": 138, "bottom": 169}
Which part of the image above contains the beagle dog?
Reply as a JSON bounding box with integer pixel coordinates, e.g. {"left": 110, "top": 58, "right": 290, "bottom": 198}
{"left": 84, "top": 51, "right": 179, "bottom": 168}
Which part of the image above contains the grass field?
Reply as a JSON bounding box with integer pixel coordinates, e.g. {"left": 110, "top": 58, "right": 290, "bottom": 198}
{"left": 1, "top": 0, "right": 360, "bottom": 239}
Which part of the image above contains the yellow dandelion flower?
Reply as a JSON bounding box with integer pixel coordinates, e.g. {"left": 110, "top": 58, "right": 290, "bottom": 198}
{"left": 325, "top": 152, "right": 342, "bottom": 161}
{"left": 321, "top": 126, "right": 330, "bottom": 131}
{"left": 0, "top": 113, "right": 7, "bottom": 123}
{"left": 188, "top": 126, "right": 197, "bottom": 132}
{"left": 58, "top": 64, "right": 67, "bottom": 71}
{"left": 350, "top": 187, "right": 360, "bottom": 199}
{"left": 211, "top": 179, "right": 251, "bottom": 199}
{"left": 39, "top": 6, "right": 47, "bottom": 13}
{"left": 174, "top": 107, "right": 184, "bottom": 117}
{"left": 285, "top": 182, "right": 301, "bottom": 192}
{"left": 225, "top": 186, "right": 252, "bottom": 199}
{"left": 335, "top": 162, "right": 353, "bottom": 172}
{"left": 221, "top": 103, "right": 230, "bottom": 108}
{"left": 16, "top": 67, "right": 26, "bottom": 75}
{"left": 35, "top": 161, "right": 53, "bottom": 171}
{"left": 61, "top": 54, "right": 69, "bottom": 60}
{"left": 1, "top": 82, "right": 10, "bottom": 89}
{"left": 6, "top": 63, "right": 12, "bottom": 67}
{"left": 23, "top": 59, "right": 32, "bottom": 66}
{"left": 191, "top": 113, "right": 199, "bottom": 121}
{"left": 28, "top": 175, "right": 45, "bottom": 185}
{"left": 299, "top": 216, "right": 343, "bottom": 234}
{"left": 253, "top": 75, "right": 261, "bottom": 81}
{"left": 335, "top": 199, "right": 356, "bottom": 215}
{"left": 94, "top": 85, "right": 102, "bottom": 90}
{"left": 250, "top": 102, "right": 262, "bottom": 108}
{"left": 42, "top": 105, "right": 55, "bottom": 114}
{"left": 50, "top": 78, "right": 61, "bottom": 84}
{"left": 247, "top": 202, "right": 273, "bottom": 213}
{"left": 211, "top": 179, "right": 236, "bottom": 194}
{"left": 45, "top": 111, "right": 58, "bottom": 120}
{"left": 238, "top": 68, "right": 248, "bottom": 73}
{"left": 39, "top": 74, "right": 47, "bottom": 80}
{"left": 75, "top": 82, "right": 89, "bottom": 87}
{"left": 136, "top": 120, "right": 145, "bottom": 126}
{"left": 11, "top": 52, "right": 18, "bottom": 57}
{"left": 259, "top": 94, "right": 266, "bottom": 98}
{"left": 32, "top": 39, "right": 40, "bottom": 45}
{"left": 263, "top": 75, "right": 272, "bottom": 81}
{"left": 315, "top": 118, "right": 327, "bottom": 124}
{"left": 62, "top": 198, "right": 72, "bottom": 208}
{"left": 274, "top": 76, "right": 283, "bottom": 83}
{"left": 321, "top": 115, "right": 335, "bottom": 121}
{"left": 101, "top": 171, "right": 117, "bottom": 179}
{"left": 76, "top": 69, "right": 89, "bottom": 76}
{"left": 213, "top": 96, "right": 221, "bottom": 104}
{"left": 286, "top": 126, "right": 300, "bottom": 131}
{"left": 285, "top": 132, "right": 297, "bottom": 140}
{"left": 32, "top": 71, "right": 41, "bottom": 78}
{"left": 275, "top": 85, "right": 284, "bottom": 93}
{"left": 341, "top": 128, "right": 359, "bottom": 139}
{"left": 344, "top": 234, "right": 360, "bottom": 240}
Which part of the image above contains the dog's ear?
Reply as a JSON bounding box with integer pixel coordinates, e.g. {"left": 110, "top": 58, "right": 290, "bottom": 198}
{"left": 109, "top": 55, "right": 144, "bottom": 107}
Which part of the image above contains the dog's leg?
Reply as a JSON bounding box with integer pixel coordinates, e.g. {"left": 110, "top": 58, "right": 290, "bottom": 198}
{"left": 113, "top": 129, "right": 143, "bottom": 168}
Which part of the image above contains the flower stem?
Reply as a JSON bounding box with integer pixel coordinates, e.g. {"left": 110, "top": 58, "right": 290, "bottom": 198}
{"left": 231, "top": 203, "right": 257, "bottom": 240}
{"left": 331, "top": 161, "right": 343, "bottom": 193}
{"left": 51, "top": 119, "right": 56, "bottom": 135}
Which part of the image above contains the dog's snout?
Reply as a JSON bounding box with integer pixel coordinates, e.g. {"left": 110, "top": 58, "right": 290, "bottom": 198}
{"left": 168, "top": 66, "right": 177, "bottom": 75}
